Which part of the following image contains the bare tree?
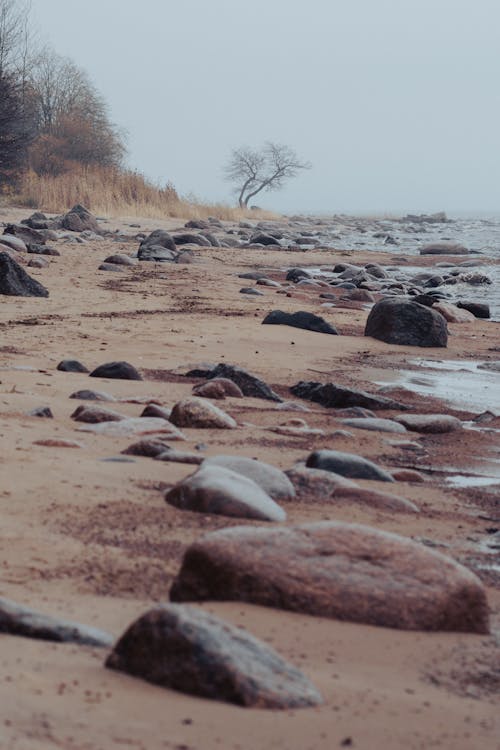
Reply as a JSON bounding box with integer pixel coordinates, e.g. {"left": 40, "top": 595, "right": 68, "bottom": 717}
{"left": 0, "top": 0, "right": 32, "bottom": 78}
{"left": 0, "top": 71, "right": 33, "bottom": 186}
{"left": 225, "top": 142, "right": 311, "bottom": 208}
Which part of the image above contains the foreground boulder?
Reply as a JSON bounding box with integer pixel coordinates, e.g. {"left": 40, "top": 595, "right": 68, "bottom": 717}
{"left": 0, "top": 597, "right": 112, "bottom": 646}
{"left": 166, "top": 465, "right": 286, "bottom": 521}
{"left": 204, "top": 455, "right": 295, "bottom": 500}
{"left": 170, "top": 397, "right": 237, "bottom": 429}
{"left": 291, "top": 381, "right": 406, "bottom": 410}
{"left": 262, "top": 310, "right": 338, "bottom": 335}
{"left": 89, "top": 361, "right": 142, "bottom": 380}
{"left": 0, "top": 252, "right": 49, "bottom": 297}
{"left": 306, "top": 449, "right": 394, "bottom": 482}
{"left": 170, "top": 523, "right": 489, "bottom": 633}
{"left": 365, "top": 298, "right": 448, "bottom": 347}
{"left": 106, "top": 604, "right": 322, "bottom": 708}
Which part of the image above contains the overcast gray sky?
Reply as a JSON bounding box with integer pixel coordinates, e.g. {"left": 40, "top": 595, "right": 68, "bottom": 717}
{"left": 30, "top": 0, "right": 500, "bottom": 214}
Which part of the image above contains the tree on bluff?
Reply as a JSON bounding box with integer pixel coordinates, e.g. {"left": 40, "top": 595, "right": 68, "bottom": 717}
{"left": 0, "top": 72, "right": 33, "bottom": 187}
{"left": 225, "top": 142, "right": 311, "bottom": 208}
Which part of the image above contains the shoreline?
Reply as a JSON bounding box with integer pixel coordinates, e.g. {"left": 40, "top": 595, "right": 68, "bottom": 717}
{"left": 0, "top": 207, "right": 499, "bottom": 749}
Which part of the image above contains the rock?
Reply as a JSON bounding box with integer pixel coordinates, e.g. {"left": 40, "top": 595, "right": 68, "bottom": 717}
{"left": 206, "top": 363, "right": 282, "bottom": 402}
{"left": 57, "top": 359, "right": 89, "bottom": 373}
{"left": 27, "top": 243, "right": 59, "bottom": 256}
{"left": 456, "top": 301, "right": 490, "bottom": 319}
{"left": 274, "top": 401, "right": 310, "bottom": 412}
{"left": 170, "top": 397, "right": 237, "bottom": 429}
{"left": 69, "top": 389, "right": 116, "bottom": 402}
{"left": 290, "top": 381, "right": 406, "bottom": 411}
{"left": 139, "top": 229, "right": 176, "bottom": 253}
{"left": 332, "top": 486, "right": 419, "bottom": 512}
{"left": 140, "top": 404, "right": 172, "bottom": 420}
{"left": 27, "top": 257, "right": 48, "bottom": 268}
{"left": 28, "top": 406, "right": 53, "bottom": 418}
{"left": 138, "top": 245, "right": 177, "bottom": 262}
{"left": 256, "top": 278, "right": 281, "bottom": 288}
{"left": 0, "top": 252, "right": 49, "bottom": 297}
{"left": 89, "top": 361, "right": 142, "bottom": 380}
{"left": 165, "top": 465, "right": 286, "bottom": 522}
{"left": 173, "top": 233, "right": 211, "bottom": 247}
{"left": 204, "top": 455, "right": 295, "bottom": 501}
{"left": 433, "top": 302, "right": 476, "bottom": 323}
{"left": 365, "top": 298, "right": 448, "bottom": 347}
{"left": 393, "top": 414, "right": 462, "bottom": 433}
{"left": 340, "top": 417, "right": 407, "bottom": 434}
{"left": 238, "top": 272, "right": 269, "bottom": 280}
{"left": 70, "top": 405, "right": 124, "bottom": 423}
{"left": 185, "top": 219, "right": 209, "bottom": 230}
{"left": 285, "top": 465, "right": 357, "bottom": 500}
{"left": 420, "top": 242, "right": 468, "bottom": 255}
{"left": 77, "top": 417, "right": 186, "bottom": 438}
{"left": 333, "top": 407, "right": 376, "bottom": 418}
{"left": 286, "top": 268, "right": 312, "bottom": 282}
{"left": 122, "top": 439, "right": 172, "bottom": 457}
{"left": 391, "top": 469, "right": 426, "bottom": 483}
{"left": 103, "top": 253, "right": 137, "bottom": 266}
{"left": 262, "top": 310, "right": 338, "bottom": 335}
{"left": 61, "top": 204, "right": 101, "bottom": 234}
{"left": 0, "top": 597, "right": 113, "bottom": 647}
{"left": 0, "top": 233, "right": 28, "bottom": 252}
{"left": 105, "top": 604, "right": 321, "bottom": 708}
{"left": 250, "top": 233, "right": 280, "bottom": 246}
{"left": 99, "top": 262, "right": 124, "bottom": 273}
{"left": 193, "top": 378, "right": 244, "bottom": 400}
{"left": 33, "top": 438, "right": 84, "bottom": 448}
{"left": 170, "top": 523, "right": 489, "bottom": 633}
{"left": 306, "top": 450, "right": 394, "bottom": 482}
{"left": 240, "top": 287, "right": 264, "bottom": 296}
{"left": 155, "top": 450, "right": 204, "bottom": 465}
{"left": 270, "top": 424, "right": 325, "bottom": 437}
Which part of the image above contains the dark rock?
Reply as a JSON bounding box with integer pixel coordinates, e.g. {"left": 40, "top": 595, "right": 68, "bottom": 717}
{"left": 165, "top": 465, "right": 286, "bottom": 521}
{"left": 286, "top": 268, "right": 312, "bottom": 283}
{"left": 4, "top": 223, "right": 46, "bottom": 245}
{"left": 0, "top": 252, "right": 49, "bottom": 297}
{"left": 173, "top": 233, "right": 211, "bottom": 247}
{"left": 138, "top": 245, "right": 177, "bottom": 262}
{"left": 139, "top": 229, "right": 176, "bottom": 252}
{"left": 27, "top": 243, "right": 60, "bottom": 256}
{"left": 103, "top": 254, "right": 136, "bottom": 266}
{"left": 57, "top": 359, "right": 89, "bottom": 373}
{"left": 262, "top": 310, "right": 338, "bottom": 335}
{"left": 122, "top": 439, "right": 172, "bottom": 457}
{"left": 240, "top": 287, "right": 264, "bottom": 296}
{"left": 170, "top": 523, "right": 489, "bottom": 633}
{"left": 105, "top": 604, "right": 321, "bottom": 708}
{"left": 89, "top": 361, "right": 143, "bottom": 381}
{"left": 412, "top": 294, "right": 436, "bottom": 307}
{"left": 61, "top": 205, "right": 101, "bottom": 234}
{"left": 238, "top": 272, "right": 269, "bottom": 280}
{"left": 365, "top": 298, "right": 448, "bottom": 347}
{"left": 420, "top": 242, "right": 468, "bottom": 255}
{"left": 184, "top": 219, "right": 209, "bottom": 230}
{"left": 69, "top": 389, "right": 116, "bottom": 401}
{"left": 249, "top": 233, "right": 280, "bottom": 246}
{"left": 0, "top": 597, "right": 113, "bottom": 646}
{"left": 342, "top": 289, "right": 375, "bottom": 302}
{"left": 27, "top": 257, "right": 48, "bottom": 269}
{"left": 456, "top": 301, "right": 490, "bottom": 319}
{"left": 204, "top": 455, "right": 295, "bottom": 501}
{"left": 207, "top": 363, "right": 282, "bottom": 402}
{"left": 290, "top": 381, "right": 406, "bottom": 411}
{"left": 28, "top": 406, "right": 53, "bottom": 418}
{"left": 140, "top": 404, "right": 172, "bottom": 420}
{"left": 306, "top": 449, "right": 394, "bottom": 482}
{"left": 71, "top": 405, "right": 124, "bottom": 423}
{"left": 333, "top": 407, "right": 376, "bottom": 418}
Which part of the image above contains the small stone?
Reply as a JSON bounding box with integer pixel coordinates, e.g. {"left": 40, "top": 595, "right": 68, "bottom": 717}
{"left": 57, "top": 359, "right": 89, "bottom": 373}
{"left": 77, "top": 417, "right": 186, "bottom": 438}
{"left": 70, "top": 405, "right": 124, "bottom": 423}
{"left": 69, "top": 389, "right": 116, "bottom": 402}
{"left": 394, "top": 414, "right": 462, "bottom": 434}
{"left": 206, "top": 363, "right": 282, "bottom": 402}
{"left": 140, "top": 404, "right": 172, "bottom": 420}
{"left": 391, "top": 468, "right": 426, "bottom": 483}
{"left": 28, "top": 406, "right": 53, "bottom": 418}
{"left": 122, "top": 439, "right": 172, "bottom": 457}
{"left": 33, "top": 438, "right": 84, "bottom": 448}
{"left": 340, "top": 417, "right": 407, "bottom": 434}
{"left": 285, "top": 465, "right": 357, "bottom": 501}
{"left": 306, "top": 449, "right": 394, "bottom": 482}
{"left": 262, "top": 310, "right": 338, "bottom": 335}
{"left": 89, "top": 361, "right": 142, "bottom": 380}
{"left": 155, "top": 450, "right": 204, "bottom": 465}
{"left": 193, "top": 378, "right": 244, "bottom": 400}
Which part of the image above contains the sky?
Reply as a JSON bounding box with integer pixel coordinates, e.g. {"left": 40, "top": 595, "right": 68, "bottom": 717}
{"left": 29, "top": 0, "right": 500, "bottom": 215}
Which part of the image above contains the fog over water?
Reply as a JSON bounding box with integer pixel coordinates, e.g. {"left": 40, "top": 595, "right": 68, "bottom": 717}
{"left": 30, "top": 0, "right": 500, "bottom": 214}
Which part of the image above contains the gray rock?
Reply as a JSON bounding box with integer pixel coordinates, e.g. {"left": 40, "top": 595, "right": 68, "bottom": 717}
{"left": 340, "top": 417, "right": 407, "bottom": 434}
{"left": 365, "top": 298, "right": 448, "bottom": 347}
{"left": 71, "top": 405, "right": 125, "bottom": 423}
{"left": 204, "top": 455, "right": 295, "bottom": 501}
{"left": 285, "top": 465, "right": 357, "bottom": 501}
{"left": 165, "top": 465, "right": 286, "bottom": 522}
{"left": 420, "top": 242, "right": 468, "bottom": 255}
{"left": 122, "top": 439, "right": 172, "bottom": 457}
{"left": 0, "top": 597, "right": 113, "bottom": 647}
{"left": 393, "top": 414, "right": 462, "bottom": 433}
{"left": 106, "top": 604, "right": 322, "bottom": 708}
{"left": 290, "top": 381, "right": 406, "bottom": 411}
{"left": 306, "top": 449, "right": 394, "bottom": 482}
{"left": 0, "top": 252, "right": 49, "bottom": 297}
{"left": 69, "top": 389, "right": 116, "bottom": 401}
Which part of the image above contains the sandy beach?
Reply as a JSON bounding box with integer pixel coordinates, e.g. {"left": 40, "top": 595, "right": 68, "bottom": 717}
{"left": 0, "top": 207, "right": 499, "bottom": 750}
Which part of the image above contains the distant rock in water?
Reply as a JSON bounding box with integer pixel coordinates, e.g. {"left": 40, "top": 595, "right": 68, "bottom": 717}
{"left": 0, "top": 252, "right": 49, "bottom": 297}
{"left": 262, "top": 310, "right": 338, "bottom": 335}
{"left": 365, "top": 298, "right": 448, "bottom": 347}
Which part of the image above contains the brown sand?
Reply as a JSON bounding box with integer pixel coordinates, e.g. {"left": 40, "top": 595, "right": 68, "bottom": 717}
{"left": 0, "top": 208, "right": 499, "bottom": 749}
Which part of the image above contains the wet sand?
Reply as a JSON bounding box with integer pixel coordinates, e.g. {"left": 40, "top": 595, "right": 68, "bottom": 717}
{"left": 0, "top": 209, "right": 499, "bottom": 749}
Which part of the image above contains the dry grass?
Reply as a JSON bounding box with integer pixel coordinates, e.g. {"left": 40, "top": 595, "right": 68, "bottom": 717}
{"left": 14, "top": 167, "right": 278, "bottom": 222}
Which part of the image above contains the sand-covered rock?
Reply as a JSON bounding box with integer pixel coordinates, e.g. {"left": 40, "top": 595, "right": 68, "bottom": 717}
{"left": 170, "top": 523, "right": 489, "bottom": 632}
{"left": 106, "top": 604, "right": 322, "bottom": 708}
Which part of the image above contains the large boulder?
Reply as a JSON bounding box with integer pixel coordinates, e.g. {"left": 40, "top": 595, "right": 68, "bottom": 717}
{"left": 61, "top": 204, "right": 101, "bottom": 233}
{"left": 170, "top": 523, "right": 489, "bottom": 633}
{"left": 204, "top": 455, "right": 295, "bottom": 501}
{"left": 165, "top": 465, "right": 286, "bottom": 522}
{"left": 365, "top": 298, "right": 448, "bottom": 347}
{"left": 0, "top": 252, "right": 49, "bottom": 297}
{"left": 306, "top": 449, "right": 394, "bottom": 482}
{"left": 139, "top": 229, "right": 176, "bottom": 254}
{"left": 262, "top": 310, "right": 338, "bottom": 335}
{"left": 170, "top": 397, "right": 237, "bottom": 429}
{"left": 105, "top": 604, "right": 322, "bottom": 708}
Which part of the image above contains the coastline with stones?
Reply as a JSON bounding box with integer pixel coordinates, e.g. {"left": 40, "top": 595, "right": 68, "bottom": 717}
{"left": 0, "top": 205, "right": 499, "bottom": 749}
